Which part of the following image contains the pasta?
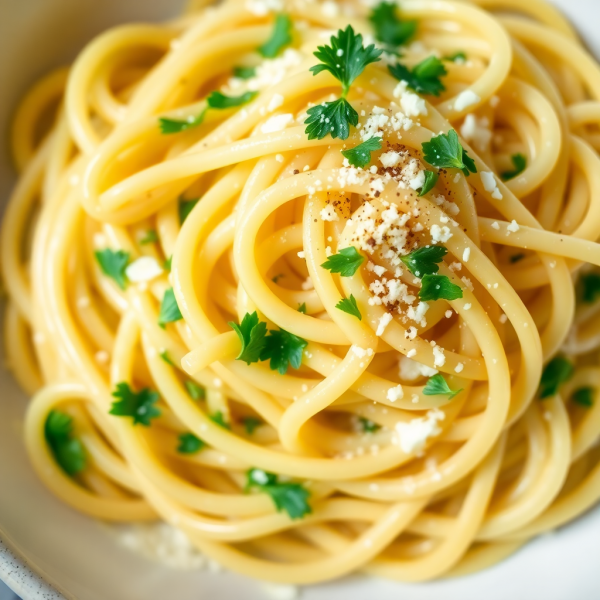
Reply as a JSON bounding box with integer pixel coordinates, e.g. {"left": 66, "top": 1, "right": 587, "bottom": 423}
{"left": 4, "top": 0, "right": 600, "bottom": 585}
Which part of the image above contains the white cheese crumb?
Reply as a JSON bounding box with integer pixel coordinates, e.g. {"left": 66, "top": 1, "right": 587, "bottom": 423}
{"left": 351, "top": 345, "right": 372, "bottom": 358}
{"left": 507, "top": 220, "right": 520, "bottom": 233}
{"left": 399, "top": 356, "right": 438, "bottom": 380}
{"left": 400, "top": 90, "right": 428, "bottom": 117}
{"left": 394, "top": 408, "right": 445, "bottom": 454}
{"left": 433, "top": 345, "right": 446, "bottom": 367}
{"left": 481, "top": 171, "right": 503, "bottom": 200}
{"left": 125, "top": 257, "right": 163, "bottom": 283}
{"left": 454, "top": 90, "right": 480, "bottom": 111}
{"left": 301, "top": 276, "right": 313, "bottom": 290}
{"left": 376, "top": 312, "right": 393, "bottom": 336}
{"left": 431, "top": 224, "right": 453, "bottom": 243}
{"left": 387, "top": 385, "right": 404, "bottom": 402}
{"left": 297, "top": 251, "right": 305, "bottom": 258}
{"left": 455, "top": 362, "right": 464, "bottom": 373}
{"left": 445, "top": 310, "right": 453, "bottom": 318}
{"left": 260, "top": 113, "right": 293, "bottom": 133}
{"left": 275, "top": 153, "right": 284, "bottom": 163}
{"left": 491, "top": 221, "right": 500, "bottom": 230}
{"left": 380, "top": 151, "right": 402, "bottom": 168}
{"left": 267, "top": 93, "right": 284, "bottom": 112}
{"left": 407, "top": 349, "right": 417, "bottom": 358}
{"left": 320, "top": 205, "right": 339, "bottom": 221}
{"left": 462, "top": 247, "right": 470, "bottom": 262}
{"left": 460, "top": 114, "right": 491, "bottom": 151}
{"left": 499, "top": 314, "right": 508, "bottom": 324}
{"left": 463, "top": 303, "right": 472, "bottom": 310}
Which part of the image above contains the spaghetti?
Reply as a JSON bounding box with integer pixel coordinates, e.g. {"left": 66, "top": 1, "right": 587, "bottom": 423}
{"left": 3, "top": 0, "right": 600, "bottom": 585}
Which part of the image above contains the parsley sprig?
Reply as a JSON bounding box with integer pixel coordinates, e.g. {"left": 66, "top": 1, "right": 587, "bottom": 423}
{"left": 242, "top": 416, "right": 263, "bottom": 434}
{"left": 185, "top": 380, "right": 205, "bottom": 400}
{"left": 306, "top": 26, "right": 382, "bottom": 140}
{"left": 259, "top": 14, "right": 293, "bottom": 58}
{"left": 358, "top": 416, "right": 381, "bottom": 433}
{"left": 336, "top": 294, "right": 362, "bottom": 320}
{"left": 423, "top": 374, "right": 462, "bottom": 399}
{"left": 95, "top": 249, "right": 130, "bottom": 290}
{"left": 179, "top": 197, "right": 199, "bottom": 224}
{"left": 369, "top": 1, "right": 417, "bottom": 50}
{"left": 110, "top": 382, "right": 161, "bottom": 426}
{"left": 419, "top": 274, "right": 463, "bottom": 302}
{"left": 539, "top": 356, "right": 574, "bottom": 399}
{"left": 401, "top": 245, "right": 447, "bottom": 277}
{"left": 321, "top": 246, "right": 365, "bottom": 277}
{"left": 389, "top": 56, "right": 447, "bottom": 96}
{"left": 419, "top": 170, "right": 439, "bottom": 196}
{"left": 158, "top": 288, "right": 183, "bottom": 327}
{"left": 45, "top": 411, "right": 86, "bottom": 476}
{"left": 229, "top": 312, "right": 268, "bottom": 365}
{"left": 177, "top": 432, "right": 205, "bottom": 454}
{"left": 422, "top": 130, "right": 477, "bottom": 177}
{"left": 341, "top": 137, "right": 382, "bottom": 168}
{"left": 247, "top": 468, "right": 311, "bottom": 519}
{"left": 572, "top": 387, "right": 594, "bottom": 408}
{"left": 581, "top": 273, "right": 600, "bottom": 304}
{"left": 233, "top": 66, "right": 256, "bottom": 79}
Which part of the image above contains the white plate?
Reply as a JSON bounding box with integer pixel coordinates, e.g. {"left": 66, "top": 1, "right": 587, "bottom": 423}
{"left": 1, "top": 1, "right": 599, "bottom": 599}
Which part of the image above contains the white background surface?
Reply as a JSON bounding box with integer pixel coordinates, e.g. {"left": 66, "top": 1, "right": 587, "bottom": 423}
{"left": 1, "top": 1, "right": 599, "bottom": 599}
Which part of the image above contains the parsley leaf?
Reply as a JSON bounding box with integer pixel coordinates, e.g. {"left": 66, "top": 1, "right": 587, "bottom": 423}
{"left": 95, "top": 249, "right": 130, "bottom": 290}
{"left": 321, "top": 246, "right": 365, "bottom": 277}
{"left": 247, "top": 468, "right": 311, "bottom": 519}
{"left": 401, "top": 245, "right": 447, "bottom": 277}
{"left": 341, "top": 137, "right": 382, "bottom": 168}
{"left": 229, "top": 312, "right": 268, "bottom": 365}
{"left": 185, "top": 380, "right": 205, "bottom": 400}
{"left": 422, "top": 130, "right": 477, "bottom": 176}
{"left": 388, "top": 56, "right": 448, "bottom": 96}
{"left": 305, "top": 98, "right": 359, "bottom": 141}
{"left": 298, "top": 303, "right": 307, "bottom": 314}
{"left": 158, "top": 288, "right": 183, "bottom": 328}
{"left": 310, "top": 25, "right": 382, "bottom": 96}
{"left": 110, "top": 382, "right": 161, "bottom": 426}
{"left": 242, "top": 416, "right": 262, "bottom": 434}
{"left": 210, "top": 411, "right": 231, "bottom": 430}
{"left": 140, "top": 230, "right": 158, "bottom": 245}
{"left": 539, "top": 356, "right": 574, "bottom": 399}
{"left": 233, "top": 66, "right": 256, "bottom": 79}
{"left": 159, "top": 109, "right": 207, "bottom": 134}
{"left": 335, "top": 294, "right": 362, "bottom": 320}
{"left": 163, "top": 256, "right": 173, "bottom": 270}
{"left": 44, "top": 411, "right": 86, "bottom": 476}
{"left": 419, "top": 274, "right": 463, "bottom": 301}
{"left": 261, "top": 328, "right": 308, "bottom": 374}
{"left": 572, "top": 387, "right": 594, "bottom": 408}
{"left": 177, "top": 432, "right": 205, "bottom": 454}
{"left": 581, "top": 273, "right": 600, "bottom": 303}
{"left": 358, "top": 416, "right": 381, "bottom": 433}
{"left": 160, "top": 350, "right": 174, "bottom": 366}
{"left": 418, "top": 170, "right": 439, "bottom": 197}
{"left": 423, "top": 374, "right": 462, "bottom": 399}
{"left": 501, "top": 153, "right": 527, "bottom": 181}
{"left": 445, "top": 51, "right": 467, "bottom": 63}
{"left": 259, "top": 14, "right": 293, "bottom": 58}
{"left": 207, "top": 90, "right": 258, "bottom": 109}
{"left": 369, "top": 2, "right": 417, "bottom": 49}
{"left": 179, "top": 197, "right": 199, "bottom": 224}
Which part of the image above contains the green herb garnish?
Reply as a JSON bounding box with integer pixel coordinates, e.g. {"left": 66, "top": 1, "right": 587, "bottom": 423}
{"left": 177, "top": 432, "right": 205, "bottom": 454}
{"left": 335, "top": 294, "right": 362, "bottom": 320}
{"left": 422, "top": 130, "right": 477, "bottom": 177}
{"left": 179, "top": 197, "right": 199, "bottom": 224}
{"left": 95, "top": 249, "right": 130, "bottom": 290}
{"left": 358, "top": 416, "right": 381, "bottom": 433}
{"left": 259, "top": 14, "right": 293, "bottom": 58}
{"left": 401, "top": 245, "right": 447, "bottom": 277}
{"left": 242, "top": 416, "right": 263, "bottom": 434}
{"left": 207, "top": 90, "right": 258, "bottom": 109}
{"left": 233, "top": 66, "right": 257, "bottom": 79}
{"left": 418, "top": 170, "right": 439, "bottom": 197}
{"left": 572, "top": 387, "right": 594, "bottom": 408}
{"left": 261, "top": 328, "right": 308, "bottom": 374}
{"left": 160, "top": 350, "right": 175, "bottom": 366}
{"left": 158, "top": 288, "right": 183, "bottom": 328}
{"left": 341, "top": 137, "right": 382, "bottom": 168}
{"left": 445, "top": 51, "right": 467, "bottom": 63}
{"left": 44, "top": 411, "right": 86, "bottom": 476}
{"left": 419, "top": 274, "right": 463, "bottom": 301}
{"left": 229, "top": 312, "right": 268, "bottom": 365}
{"left": 539, "top": 356, "right": 574, "bottom": 399}
{"left": 140, "top": 230, "right": 158, "bottom": 245}
{"left": 298, "top": 303, "right": 307, "bottom": 314}
{"left": 210, "top": 411, "right": 231, "bottom": 430}
{"left": 581, "top": 273, "right": 600, "bottom": 304}
{"left": 501, "top": 153, "right": 527, "bottom": 181}
{"left": 321, "top": 246, "right": 365, "bottom": 277}
{"left": 389, "top": 56, "right": 447, "bottom": 96}
{"left": 185, "top": 380, "right": 205, "bottom": 400}
{"left": 369, "top": 1, "right": 417, "bottom": 49}
{"left": 423, "top": 373, "right": 462, "bottom": 399}
{"left": 246, "top": 468, "right": 311, "bottom": 519}
{"left": 110, "top": 382, "right": 161, "bottom": 426}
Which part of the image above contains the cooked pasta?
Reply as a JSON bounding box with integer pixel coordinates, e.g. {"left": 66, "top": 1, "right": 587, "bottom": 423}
{"left": 3, "top": 0, "right": 600, "bottom": 585}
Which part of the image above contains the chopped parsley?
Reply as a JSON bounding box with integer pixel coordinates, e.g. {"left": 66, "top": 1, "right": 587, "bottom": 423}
{"left": 207, "top": 90, "right": 258, "bottom": 109}
{"left": 140, "top": 230, "right": 158, "bottom": 245}
{"left": 418, "top": 170, "right": 439, "bottom": 197}
{"left": 401, "top": 245, "right": 447, "bottom": 277}
{"left": 358, "top": 416, "right": 381, "bottom": 433}
{"left": 229, "top": 312, "right": 268, "bottom": 365}
{"left": 159, "top": 350, "right": 175, "bottom": 366}
{"left": 177, "top": 432, "right": 205, "bottom": 454}
{"left": 423, "top": 374, "right": 462, "bottom": 399}
{"left": 259, "top": 14, "right": 293, "bottom": 58}
{"left": 572, "top": 387, "right": 594, "bottom": 408}
{"left": 298, "top": 303, "right": 307, "bottom": 314}
{"left": 539, "top": 356, "right": 574, "bottom": 399}
{"left": 242, "top": 416, "right": 263, "bottom": 434}
{"left": 210, "top": 411, "right": 231, "bottom": 430}
{"left": 185, "top": 380, "right": 205, "bottom": 400}
{"left": 335, "top": 294, "right": 362, "bottom": 320}
{"left": 581, "top": 273, "right": 600, "bottom": 303}
{"left": 158, "top": 288, "right": 183, "bottom": 327}
{"left": 233, "top": 65, "right": 257, "bottom": 79}
{"left": 44, "top": 410, "right": 86, "bottom": 476}
{"left": 110, "top": 382, "right": 161, "bottom": 426}
{"left": 261, "top": 328, "right": 308, "bottom": 374}
{"left": 369, "top": 1, "right": 417, "bottom": 50}
{"left": 95, "top": 249, "right": 130, "bottom": 290}
{"left": 445, "top": 51, "right": 467, "bottom": 63}
{"left": 163, "top": 256, "right": 173, "bottom": 270}
{"left": 179, "top": 197, "right": 199, "bottom": 224}
{"left": 246, "top": 468, "right": 311, "bottom": 519}
{"left": 422, "top": 130, "right": 477, "bottom": 177}
{"left": 501, "top": 153, "right": 527, "bottom": 181}
{"left": 419, "top": 274, "right": 463, "bottom": 302}
{"left": 306, "top": 26, "right": 382, "bottom": 140}
{"left": 321, "top": 246, "right": 365, "bottom": 277}
{"left": 341, "top": 137, "right": 382, "bottom": 168}
{"left": 388, "top": 56, "right": 447, "bottom": 96}
{"left": 159, "top": 113, "right": 205, "bottom": 134}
